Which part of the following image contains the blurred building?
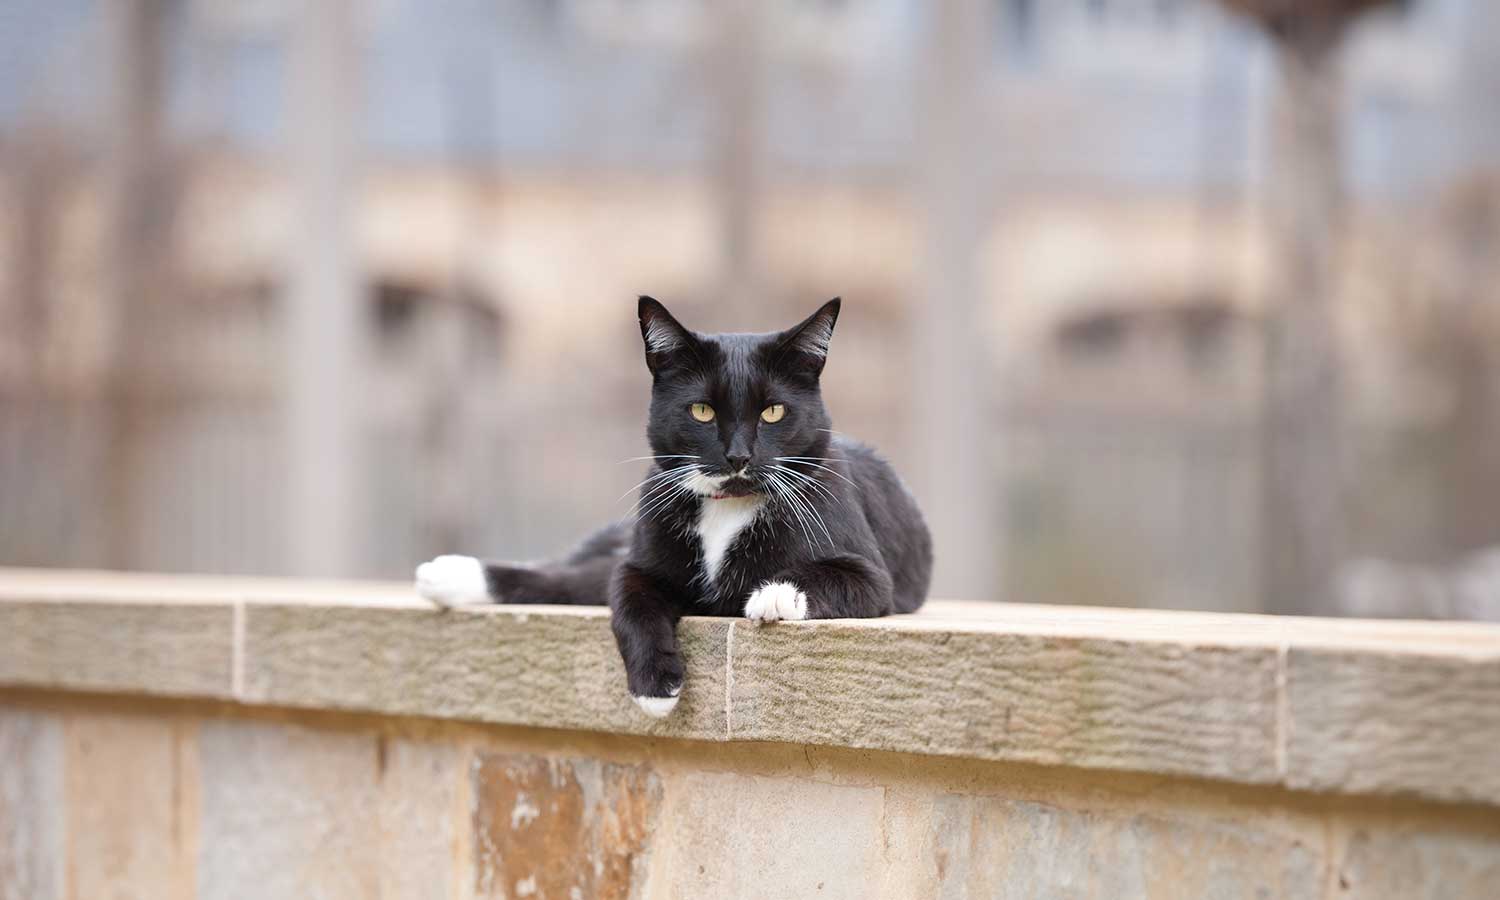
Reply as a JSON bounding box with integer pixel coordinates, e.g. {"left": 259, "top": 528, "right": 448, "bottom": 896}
{"left": 1, "top": 0, "right": 1497, "bottom": 615}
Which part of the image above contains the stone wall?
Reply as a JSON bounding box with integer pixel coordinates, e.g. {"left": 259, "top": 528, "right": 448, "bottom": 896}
{"left": 2, "top": 568, "right": 1499, "bottom": 898}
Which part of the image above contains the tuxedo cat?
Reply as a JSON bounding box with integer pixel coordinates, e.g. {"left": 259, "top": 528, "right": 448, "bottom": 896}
{"left": 416, "top": 297, "right": 932, "bottom": 717}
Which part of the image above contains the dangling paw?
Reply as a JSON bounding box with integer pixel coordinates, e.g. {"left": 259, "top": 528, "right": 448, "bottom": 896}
{"left": 744, "top": 581, "right": 809, "bottom": 623}
{"left": 414, "top": 555, "right": 490, "bottom": 608}
{"left": 632, "top": 683, "right": 682, "bottom": 719}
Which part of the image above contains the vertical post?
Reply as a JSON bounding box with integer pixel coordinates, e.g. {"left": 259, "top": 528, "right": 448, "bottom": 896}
{"left": 1440, "top": 0, "right": 1500, "bottom": 554}
{"left": 1456, "top": 0, "right": 1500, "bottom": 164}
{"left": 10, "top": 129, "right": 56, "bottom": 385}
{"left": 101, "top": 0, "right": 167, "bottom": 569}
{"left": 1259, "top": 25, "right": 1345, "bottom": 615}
{"left": 284, "top": 0, "right": 364, "bottom": 576}
{"left": 711, "top": 0, "right": 765, "bottom": 315}
{"left": 913, "top": 0, "right": 999, "bottom": 601}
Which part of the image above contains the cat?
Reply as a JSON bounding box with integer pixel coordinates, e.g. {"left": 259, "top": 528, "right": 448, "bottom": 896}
{"left": 415, "top": 297, "right": 933, "bottom": 717}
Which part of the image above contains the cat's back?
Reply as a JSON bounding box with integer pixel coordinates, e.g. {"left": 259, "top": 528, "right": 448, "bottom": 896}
{"left": 835, "top": 436, "right": 932, "bottom": 613}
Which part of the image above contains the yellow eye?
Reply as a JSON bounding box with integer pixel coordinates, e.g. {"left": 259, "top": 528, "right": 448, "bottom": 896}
{"left": 690, "top": 402, "right": 715, "bottom": 423}
{"left": 761, "top": 403, "right": 786, "bottom": 424}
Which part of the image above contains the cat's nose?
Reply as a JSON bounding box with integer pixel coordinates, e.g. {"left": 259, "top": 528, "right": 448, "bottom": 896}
{"left": 725, "top": 429, "right": 752, "bottom": 472}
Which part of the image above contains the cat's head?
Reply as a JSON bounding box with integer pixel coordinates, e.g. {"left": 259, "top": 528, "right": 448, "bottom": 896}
{"left": 637, "top": 296, "right": 839, "bottom": 500}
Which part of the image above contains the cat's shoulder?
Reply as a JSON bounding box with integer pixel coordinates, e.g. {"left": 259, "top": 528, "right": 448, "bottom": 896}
{"left": 830, "top": 434, "right": 888, "bottom": 467}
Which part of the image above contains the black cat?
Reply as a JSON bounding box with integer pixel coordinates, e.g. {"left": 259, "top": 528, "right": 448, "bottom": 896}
{"left": 416, "top": 297, "right": 932, "bottom": 717}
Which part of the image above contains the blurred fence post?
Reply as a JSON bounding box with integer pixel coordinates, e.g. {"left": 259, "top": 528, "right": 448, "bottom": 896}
{"left": 1219, "top": 1, "right": 1391, "bottom": 614}
{"left": 1438, "top": 1, "right": 1500, "bottom": 555}
{"left": 10, "top": 129, "right": 59, "bottom": 385}
{"left": 1260, "top": 27, "right": 1346, "bottom": 615}
{"left": 913, "top": 0, "right": 999, "bottom": 601}
{"left": 711, "top": 0, "right": 766, "bottom": 314}
{"left": 101, "top": 0, "right": 169, "bottom": 570}
{"left": 284, "top": 0, "right": 364, "bottom": 577}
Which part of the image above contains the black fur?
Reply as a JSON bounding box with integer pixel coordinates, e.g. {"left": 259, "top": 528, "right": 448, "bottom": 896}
{"left": 476, "top": 298, "right": 932, "bottom": 702}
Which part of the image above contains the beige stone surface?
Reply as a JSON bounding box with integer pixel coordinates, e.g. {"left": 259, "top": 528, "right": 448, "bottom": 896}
{"left": 2, "top": 701, "right": 1499, "bottom": 900}
{"left": 1285, "top": 646, "right": 1500, "bottom": 806}
{"left": 195, "top": 720, "right": 463, "bottom": 900}
{"left": 64, "top": 714, "right": 197, "bottom": 900}
{"left": 916, "top": 794, "right": 1325, "bottom": 900}
{"left": 728, "top": 622, "right": 1280, "bottom": 785}
{"left": 0, "top": 600, "right": 234, "bottom": 698}
{"left": 1334, "top": 825, "right": 1500, "bottom": 900}
{"left": 377, "top": 736, "right": 470, "bottom": 900}
{"left": 472, "top": 753, "right": 661, "bottom": 900}
{"left": 643, "top": 771, "right": 886, "bottom": 899}
{"left": 0, "top": 708, "right": 63, "bottom": 900}
{"left": 243, "top": 604, "right": 730, "bottom": 740}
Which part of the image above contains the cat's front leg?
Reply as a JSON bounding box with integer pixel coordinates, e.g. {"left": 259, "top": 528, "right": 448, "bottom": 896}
{"left": 609, "top": 562, "right": 686, "bottom": 718}
{"left": 744, "top": 553, "right": 895, "bottom": 622}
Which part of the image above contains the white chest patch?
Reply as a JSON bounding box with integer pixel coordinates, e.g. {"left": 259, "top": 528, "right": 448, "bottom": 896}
{"left": 694, "top": 496, "right": 765, "bottom": 585}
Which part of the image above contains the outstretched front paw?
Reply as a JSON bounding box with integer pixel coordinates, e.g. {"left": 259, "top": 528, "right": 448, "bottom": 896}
{"left": 744, "top": 581, "right": 808, "bottom": 623}
{"left": 414, "top": 555, "right": 490, "bottom": 608}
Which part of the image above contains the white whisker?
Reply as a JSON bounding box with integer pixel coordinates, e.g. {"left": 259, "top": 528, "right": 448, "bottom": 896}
{"left": 765, "top": 469, "right": 831, "bottom": 550}
{"left": 616, "top": 454, "right": 702, "bottom": 465}
{"left": 775, "top": 457, "right": 857, "bottom": 487}
{"left": 635, "top": 475, "right": 696, "bottom": 523}
{"left": 767, "top": 464, "right": 841, "bottom": 506}
{"left": 783, "top": 472, "right": 834, "bottom": 550}
{"left": 779, "top": 472, "right": 835, "bottom": 547}
{"left": 635, "top": 475, "right": 689, "bottom": 512}
{"left": 617, "top": 463, "right": 702, "bottom": 504}
{"left": 763, "top": 470, "right": 817, "bottom": 550}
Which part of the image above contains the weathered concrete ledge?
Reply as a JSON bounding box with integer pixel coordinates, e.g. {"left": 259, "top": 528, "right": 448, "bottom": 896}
{"left": 2, "top": 567, "right": 1498, "bottom": 808}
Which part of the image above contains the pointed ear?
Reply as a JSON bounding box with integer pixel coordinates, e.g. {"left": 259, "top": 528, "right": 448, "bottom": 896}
{"left": 638, "top": 296, "right": 698, "bottom": 375}
{"left": 774, "top": 298, "right": 841, "bottom": 376}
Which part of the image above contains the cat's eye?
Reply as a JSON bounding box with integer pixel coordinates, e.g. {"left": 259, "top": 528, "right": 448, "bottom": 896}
{"left": 761, "top": 403, "right": 786, "bottom": 424}
{"left": 690, "top": 402, "right": 716, "bottom": 423}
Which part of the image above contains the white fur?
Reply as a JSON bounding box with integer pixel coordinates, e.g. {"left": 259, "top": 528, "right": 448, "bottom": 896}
{"left": 414, "top": 555, "right": 490, "bottom": 607}
{"left": 744, "top": 580, "right": 808, "bottom": 622}
{"left": 644, "top": 319, "right": 683, "bottom": 354}
{"left": 695, "top": 495, "right": 764, "bottom": 585}
{"left": 794, "top": 318, "right": 833, "bottom": 358}
{"left": 633, "top": 692, "right": 680, "bottom": 718}
{"left": 684, "top": 470, "right": 727, "bottom": 497}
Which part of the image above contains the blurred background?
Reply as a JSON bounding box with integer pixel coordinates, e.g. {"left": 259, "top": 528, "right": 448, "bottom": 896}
{"left": 1, "top": 0, "right": 1497, "bottom": 619}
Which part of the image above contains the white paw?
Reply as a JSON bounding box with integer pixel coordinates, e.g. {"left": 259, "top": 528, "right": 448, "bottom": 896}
{"left": 744, "top": 581, "right": 808, "bottom": 623}
{"left": 414, "top": 555, "right": 490, "bottom": 608}
{"left": 632, "top": 686, "right": 681, "bottom": 719}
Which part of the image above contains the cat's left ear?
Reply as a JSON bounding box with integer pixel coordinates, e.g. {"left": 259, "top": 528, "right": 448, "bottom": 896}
{"left": 638, "top": 296, "right": 700, "bottom": 376}
{"left": 774, "top": 298, "right": 840, "bottom": 376}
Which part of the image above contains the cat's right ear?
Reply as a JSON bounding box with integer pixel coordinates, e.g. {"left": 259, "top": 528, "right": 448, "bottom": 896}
{"left": 638, "top": 296, "right": 697, "bottom": 375}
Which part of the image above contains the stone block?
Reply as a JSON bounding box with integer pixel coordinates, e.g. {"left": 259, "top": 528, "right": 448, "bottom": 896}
{"left": 643, "top": 771, "right": 884, "bottom": 900}
{"left": 1334, "top": 825, "right": 1500, "bottom": 900}
{"left": 921, "top": 794, "right": 1323, "bottom": 900}
{"left": 729, "top": 622, "right": 1281, "bottom": 784}
{"left": 0, "top": 708, "right": 64, "bottom": 900}
{"left": 244, "top": 604, "right": 730, "bottom": 740}
{"left": 0, "top": 601, "right": 234, "bottom": 698}
{"left": 1285, "top": 646, "right": 1500, "bottom": 806}
{"left": 64, "top": 714, "right": 196, "bottom": 900}
{"left": 471, "top": 753, "right": 662, "bottom": 900}
{"left": 196, "top": 720, "right": 462, "bottom": 899}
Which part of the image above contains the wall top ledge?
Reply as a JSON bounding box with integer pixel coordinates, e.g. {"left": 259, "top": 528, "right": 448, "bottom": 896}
{"left": 3, "top": 567, "right": 1498, "bottom": 808}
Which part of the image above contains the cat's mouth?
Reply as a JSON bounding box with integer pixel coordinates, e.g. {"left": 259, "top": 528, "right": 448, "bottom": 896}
{"left": 709, "top": 476, "right": 759, "bottom": 500}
